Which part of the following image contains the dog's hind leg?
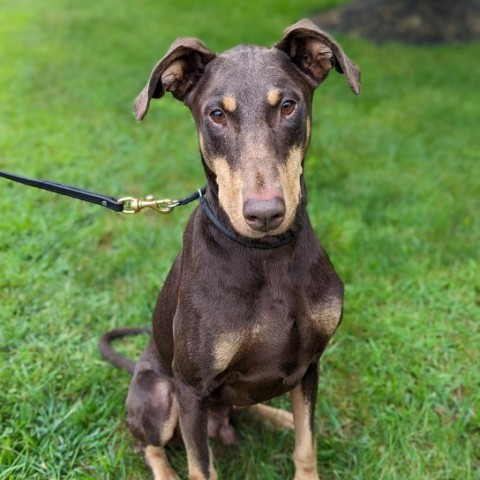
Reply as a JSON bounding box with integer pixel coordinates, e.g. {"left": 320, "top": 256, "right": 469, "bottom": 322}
{"left": 126, "top": 340, "right": 180, "bottom": 480}
{"left": 249, "top": 403, "right": 294, "bottom": 430}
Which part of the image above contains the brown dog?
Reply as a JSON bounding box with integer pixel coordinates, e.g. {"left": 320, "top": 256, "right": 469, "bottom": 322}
{"left": 101, "top": 19, "right": 360, "bottom": 479}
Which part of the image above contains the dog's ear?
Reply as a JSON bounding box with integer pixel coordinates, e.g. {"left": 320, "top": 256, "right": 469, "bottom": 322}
{"left": 134, "top": 38, "right": 216, "bottom": 121}
{"left": 275, "top": 19, "right": 360, "bottom": 94}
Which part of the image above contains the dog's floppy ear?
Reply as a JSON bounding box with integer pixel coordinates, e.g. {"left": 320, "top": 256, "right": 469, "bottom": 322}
{"left": 275, "top": 19, "right": 360, "bottom": 94}
{"left": 134, "top": 38, "right": 216, "bottom": 121}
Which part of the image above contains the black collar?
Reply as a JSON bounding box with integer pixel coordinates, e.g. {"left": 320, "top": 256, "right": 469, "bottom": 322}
{"left": 198, "top": 191, "right": 297, "bottom": 250}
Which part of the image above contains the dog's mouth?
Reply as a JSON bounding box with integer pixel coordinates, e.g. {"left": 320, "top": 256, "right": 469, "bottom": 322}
{"left": 215, "top": 195, "right": 299, "bottom": 241}
{"left": 231, "top": 225, "right": 298, "bottom": 249}
{"left": 239, "top": 215, "right": 293, "bottom": 239}
{"left": 243, "top": 224, "right": 299, "bottom": 249}
{"left": 244, "top": 223, "right": 290, "bottom": 239}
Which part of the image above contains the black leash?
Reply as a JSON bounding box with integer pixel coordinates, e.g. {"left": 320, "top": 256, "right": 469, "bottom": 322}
{"left": 0, "top": 170, "right": 124, "bottom": 212}
{"left": 1, "top": 169, "right": 295, "bottom": 249}
{"left": 0, "top": 169, "right": 203, "bottom": 214}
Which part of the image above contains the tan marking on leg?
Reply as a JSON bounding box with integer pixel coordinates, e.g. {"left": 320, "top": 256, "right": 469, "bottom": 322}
{"left": 145, "top": 445, "right": 179, "bottom": 480}
{"left": 160, "top": 396, "right": 179, "bottom": 445}
{"left": 291, "top": 385, "right": 319, "bottom": 480}
{"left": 186, "top": 446, "right": 217, "bottom": 480}
{"left": 306, "top": 117, "right": 311, "bottom": 143}
{"left": 309, "top": 295, "right": 342, "bottom": 338}
{"left": 278, "top": 146, "right": 303, "bottom": 230}
{"left": 249, "top": 403, "right": 294, "bottom": 429}
{"left": 213, "top": 331, "right": 243, "bottom": 372}
{"left": 186, "top": 452, "right": 204, "bottom": 480}
{"left": 222, "top": 95, "right": 237, "bottom": 112}
{"left": 209, "top": 446, "right": 218, "bottom": 480}
{"left": 267, "top": 88, "right": 281, "bottom": 106}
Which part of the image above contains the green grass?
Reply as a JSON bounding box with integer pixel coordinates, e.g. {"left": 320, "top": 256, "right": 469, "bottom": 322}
{"left": 0, "top": 0, "right": 479, "bottom": 478}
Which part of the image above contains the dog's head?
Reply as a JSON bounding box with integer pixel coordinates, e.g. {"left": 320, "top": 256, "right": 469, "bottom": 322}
{"left": 135, "top": 20, "right": 360, "bottom": 239}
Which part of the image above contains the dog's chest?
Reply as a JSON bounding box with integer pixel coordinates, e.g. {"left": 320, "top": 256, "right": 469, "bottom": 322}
{"left": 208, "top": 293, "right": 338, "bottom": 406}
{"left": 171, "top": 237, "right": 344, "bottom": 404}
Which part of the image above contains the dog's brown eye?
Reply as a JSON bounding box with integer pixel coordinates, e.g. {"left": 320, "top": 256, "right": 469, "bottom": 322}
{"left": 210, "top": 109, "right": 226, "bottom": 125}
{"left": 281, "top": 100, "right": 296, "bottom": 116}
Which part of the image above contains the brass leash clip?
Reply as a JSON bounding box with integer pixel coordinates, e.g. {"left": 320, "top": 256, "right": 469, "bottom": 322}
{"left": 118, "top": 195, "right": 178, "bottom": 214}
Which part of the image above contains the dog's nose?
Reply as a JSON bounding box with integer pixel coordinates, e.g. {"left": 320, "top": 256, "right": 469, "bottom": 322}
{"left": 243, "top": 197, "right": 286, "bottom": 232}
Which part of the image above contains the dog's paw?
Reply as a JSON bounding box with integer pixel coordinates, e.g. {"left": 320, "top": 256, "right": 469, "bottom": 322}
{"left": 293, "top": 471, "right": 320, "bottom": 480}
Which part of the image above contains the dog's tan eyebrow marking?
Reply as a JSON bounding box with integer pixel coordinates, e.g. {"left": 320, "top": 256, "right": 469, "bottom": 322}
{"left": 222, "top": 95, "right": 237, "bottom": 112}
{"left": 267, "top": 88, "right": 281, "bottom": 106}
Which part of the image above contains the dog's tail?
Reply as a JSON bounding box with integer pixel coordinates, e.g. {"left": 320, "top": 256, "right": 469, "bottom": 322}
{"left": 98, "top": 327, "right": 151, "bottom": 375}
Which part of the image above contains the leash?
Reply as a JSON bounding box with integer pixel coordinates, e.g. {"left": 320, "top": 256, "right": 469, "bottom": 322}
{"left": 0, "top": 169, "right": 204, "bottom": 215}
{"left": 0, "top": 169, "right": 295, "bottom": 249}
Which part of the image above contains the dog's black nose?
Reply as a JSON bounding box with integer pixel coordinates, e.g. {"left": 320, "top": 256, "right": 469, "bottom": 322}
{"left": 243, "top": 197, "right": 286, "bottom": 232}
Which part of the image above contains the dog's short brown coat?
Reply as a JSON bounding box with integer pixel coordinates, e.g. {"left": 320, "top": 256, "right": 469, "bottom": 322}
{"left": 116, "top": 19, "right": 359, "bottom": 480}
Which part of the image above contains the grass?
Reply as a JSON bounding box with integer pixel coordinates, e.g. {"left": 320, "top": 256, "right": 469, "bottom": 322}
{"left": 0, "top": 0, "right": 479, "bottom": 478}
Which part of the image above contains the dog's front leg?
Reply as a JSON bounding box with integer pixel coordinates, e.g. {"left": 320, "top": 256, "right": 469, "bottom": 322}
{"left": 174, "top": 377, "right": 217, "bottom": 480}
{"left": 291, "top": 361, "right": 320, "bottom": 480}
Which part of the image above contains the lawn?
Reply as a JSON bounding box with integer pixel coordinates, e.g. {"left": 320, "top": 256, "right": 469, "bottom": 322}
{"left": 0, "top": 0, "right": 479, "bottom": 479}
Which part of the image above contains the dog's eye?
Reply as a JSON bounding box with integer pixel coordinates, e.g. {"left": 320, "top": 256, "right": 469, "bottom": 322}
{"left": 281, "top": 100, "right": 296, "bottom": 117}
{"left": 209, "top": 109, "right": 226, "bottom": 125}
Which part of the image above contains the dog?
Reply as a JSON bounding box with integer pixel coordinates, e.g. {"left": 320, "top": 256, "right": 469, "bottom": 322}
{"left": 100, "top": 19, "right": 360, "bottom": 480}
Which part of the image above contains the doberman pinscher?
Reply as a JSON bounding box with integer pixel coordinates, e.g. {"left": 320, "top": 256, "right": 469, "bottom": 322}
{"left": 100, "top": 19, "right": 360, "bottom": 479}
